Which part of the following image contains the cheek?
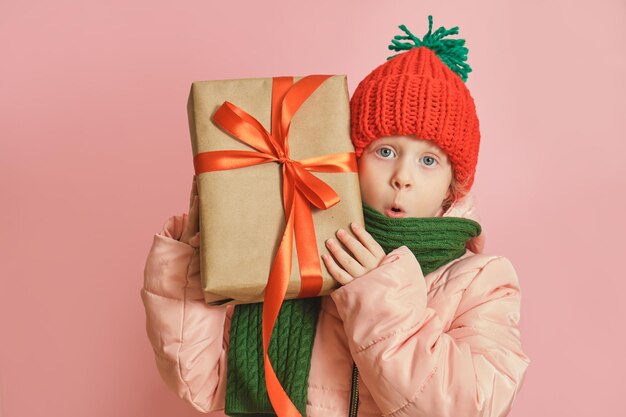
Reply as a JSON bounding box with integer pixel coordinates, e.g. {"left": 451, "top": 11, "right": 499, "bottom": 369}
{"left": 357, "top": 172, "right": 371, "bottom": 197}
{"left": 358, "top": 162, "right": 376, "bottom": 189}
{"left": 434, "top": 176, "right": 453, "bottom": 202}
{"left": 357, "top": 171, "right": 385, "bottom": 208}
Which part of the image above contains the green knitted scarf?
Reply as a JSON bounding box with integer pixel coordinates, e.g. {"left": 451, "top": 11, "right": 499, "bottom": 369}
{"left": 360, "top": 202, "right": 482, "bottom": 275}
{"left": 225, "top": 202, "right": 482, "bottom": 416}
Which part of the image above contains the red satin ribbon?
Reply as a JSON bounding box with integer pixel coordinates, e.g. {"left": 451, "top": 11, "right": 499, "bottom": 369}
{"left": 193, "top": 75, "right": 357, "bottom": 417}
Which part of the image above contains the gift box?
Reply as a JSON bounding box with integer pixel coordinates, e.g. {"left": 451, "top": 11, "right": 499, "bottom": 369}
{"left": 187, "top": 74, "right": 363, "bottom": 306}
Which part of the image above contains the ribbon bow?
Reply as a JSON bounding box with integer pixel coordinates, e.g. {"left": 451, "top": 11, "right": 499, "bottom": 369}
{"left": 193, "top": 75, "right": 357, "bottom": 417}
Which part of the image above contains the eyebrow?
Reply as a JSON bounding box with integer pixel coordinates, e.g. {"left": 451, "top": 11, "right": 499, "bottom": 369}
{"left": 427, "top": 146, "right": 445, "bottom": 156}
{"left": 377, "top": 139, "right": 446, "bottom": 157}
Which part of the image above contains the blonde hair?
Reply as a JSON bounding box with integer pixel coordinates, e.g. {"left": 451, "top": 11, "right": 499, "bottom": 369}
{"left": 441, "top": 173, "right": 471, "bottom": 213}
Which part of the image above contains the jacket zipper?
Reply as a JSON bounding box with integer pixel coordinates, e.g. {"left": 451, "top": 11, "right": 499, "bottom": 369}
{"left": 348, "top": 361, "right": 360, "bottom": 417}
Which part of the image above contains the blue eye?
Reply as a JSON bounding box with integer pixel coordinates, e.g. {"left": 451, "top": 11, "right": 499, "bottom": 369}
{"left": 421, "top": 156, "right": 438, "bottom": 167}
{"left": 376, "top": 147, "right": 396, "bottom": 158}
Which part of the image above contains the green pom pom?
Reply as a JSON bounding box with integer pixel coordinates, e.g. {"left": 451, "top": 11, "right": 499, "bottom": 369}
{"left": 387, "top": 15, "right": 472, "bottom": 83}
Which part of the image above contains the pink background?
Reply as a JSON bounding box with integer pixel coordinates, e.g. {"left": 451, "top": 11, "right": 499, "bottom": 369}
{"left": 1, "top": 0, "right": 624, "bottom": 416}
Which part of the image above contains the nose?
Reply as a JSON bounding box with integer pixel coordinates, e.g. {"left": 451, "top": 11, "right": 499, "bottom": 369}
{"left": 390, "top": 158, "right": 412, "bottom": 190}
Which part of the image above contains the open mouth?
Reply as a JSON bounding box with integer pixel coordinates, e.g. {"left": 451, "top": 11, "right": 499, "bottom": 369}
{"left": 384, "top": 204, "right": 406, "bottom": 218}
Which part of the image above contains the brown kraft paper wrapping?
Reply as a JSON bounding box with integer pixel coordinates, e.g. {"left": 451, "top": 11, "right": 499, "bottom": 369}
{"left": 187, "top": 74, "right": 363, "bottom": 305}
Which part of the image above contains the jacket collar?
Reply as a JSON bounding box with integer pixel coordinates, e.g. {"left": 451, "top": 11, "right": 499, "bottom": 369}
{"left": 440, "top": 191, "right": 485, "bottom": 254}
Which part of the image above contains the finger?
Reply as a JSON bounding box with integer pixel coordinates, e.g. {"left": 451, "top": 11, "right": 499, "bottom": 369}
{"left": 335, "top": 228, "right": 379, "bottom": 270}
{"left": 325, "top": 238, "right": 365, "bottom": 278}
{"left": 180, "top": 195, "right": 199, "bottom": 244}
{"left": 188, "top": 195, "right": 199, "bottom": 235}
{"left": 189, "top": 176, "right": 198, "bottom": 210}
{"left": 321, "top": 253, "right": 353, "bottom": 286}
{"left": 350, "top": 222, "right": 386, "bottom": 259}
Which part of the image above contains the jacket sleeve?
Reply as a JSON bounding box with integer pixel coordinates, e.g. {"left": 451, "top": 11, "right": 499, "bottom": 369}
{"left": 140, "top": 213, "right": 233, "bottom": 413}
{"left": 330, "top": 246, "right": 530, "bottom": 417}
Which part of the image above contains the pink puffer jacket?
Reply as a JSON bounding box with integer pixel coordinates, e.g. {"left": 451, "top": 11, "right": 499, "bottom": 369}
{"left": 140, "top": 193, "right": 530, "bottom": 417}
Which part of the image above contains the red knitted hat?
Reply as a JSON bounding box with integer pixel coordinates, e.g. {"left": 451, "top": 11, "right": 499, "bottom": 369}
{"left": 350, "top": 16, "right": 480, "bottom": 191}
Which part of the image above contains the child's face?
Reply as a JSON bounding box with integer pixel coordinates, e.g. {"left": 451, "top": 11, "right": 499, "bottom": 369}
{"left": 357, "top": 135, "right": 453, "bottom": 218}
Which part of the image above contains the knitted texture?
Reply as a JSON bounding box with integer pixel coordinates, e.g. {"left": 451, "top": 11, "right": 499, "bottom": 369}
{"left": 225, "top": 297, "right": 321, "bottom": 417}
{"left": 350, "top": 16, "right": 481, "bottom": 191}
{"left": 362, "top": 202, "right": 482, "bottom": 275}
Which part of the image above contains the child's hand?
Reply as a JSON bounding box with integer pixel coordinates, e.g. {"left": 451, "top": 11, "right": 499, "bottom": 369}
{"left": 322, "top": 222, "right": 387, "bottom": 286}
{"left": 180, "top": 175, "right": 200, "bottom": 247}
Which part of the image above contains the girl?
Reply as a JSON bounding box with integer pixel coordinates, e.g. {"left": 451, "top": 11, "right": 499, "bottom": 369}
{"left": 141, "top": 16, "right": 530, "bottom": 417}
